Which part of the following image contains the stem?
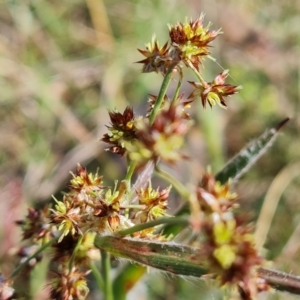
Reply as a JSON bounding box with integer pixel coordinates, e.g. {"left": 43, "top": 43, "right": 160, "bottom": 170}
{"left": 90, "top": 261, "right": 104, "bottom": 291}
{"left": 115, "top": 216, "right": 189, "bottom": 237}
{"left": 155, "top": 167, "right": 189, "bottom": 199}
{"left": 187, "top": 60, "right": 206, "bottom": 85}
{"left": 149, "top": 66, "right": 175, "bottom": 125}
{"left": 101, "top": 249, "right": 114, "bottom": 300}
{"left": 121, "top": 204, "right": 146, "bottom": 210}
{"left": 258, "top": 267, "right": 300, "bottom": 295}
{"left": 9, "top": 236, "right": 58, "bottom": 279}
{"left": 125, "top": 160, "right": 137, "bottom": 183}
{"left": 68, "top": 235, "right": 83, "bottom": 271}
{"left": 171, "top": 69, "right": 183, "bottom": 105}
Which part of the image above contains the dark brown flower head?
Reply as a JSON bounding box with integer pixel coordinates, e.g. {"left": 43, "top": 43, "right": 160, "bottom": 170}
{"left": 126, "top": 105, "right": 190, "bottom": 164}
{"left": 188, "top": 70, "right": 242, "bottom": 109}
{"left": 16, "top": 206, "right": 51, "bottom": 242}
{"left": 50, "top": 268, "right": 89, "bottom": 300}
{"left": 102, "top": 106, "right": 136, "bottom": 156}
{"left": 169, "top": 15, "right": 222, "bottom": 70}
{"left": 137, "top": 36, "right": 173, "bottom": 73}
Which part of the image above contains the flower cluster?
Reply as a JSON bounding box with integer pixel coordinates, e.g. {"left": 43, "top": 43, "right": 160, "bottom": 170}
{"left": 102, "top": 93, "right": 192, "bottom": 165}
{"left": 101, "top": 107, "right": 136, "bottom": 156}
{"left": 135, "top": 184, "right": 170, "bottom": 223}
{"left": 13, "top": 164, "right": 170, "bottom": 299}
{"left": 126, "top": 104, "right": 190, "bottom": 164}
{"left": 136, "top": 14, "right": 222, "bottom": 74}
{"left": 137, "top": 37, "right": 173, "bottom": 73}
{"left": 102, "top": 16, "right": 240, "bottom": 165}
{"left": 8, "top": 13, "right": 280, "bottom": 300}
{"left": 169, "top": 14, "right": 221, "bottom": 69}
{"left": 192, "top": 172, "right": 267, "bottom": 299}
{"left": 189, "top": 70, "right": 242, "bottom": 109}
{"left": 16, "top": 206, "right": 52, "bottom": 243}
{"left": 49, "top": 268, "right": 90, "bottom": 300}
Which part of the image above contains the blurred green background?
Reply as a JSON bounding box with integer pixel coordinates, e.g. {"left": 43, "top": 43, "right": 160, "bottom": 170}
{"left": 0, "top": 0, "right": 300, "bottom": 299}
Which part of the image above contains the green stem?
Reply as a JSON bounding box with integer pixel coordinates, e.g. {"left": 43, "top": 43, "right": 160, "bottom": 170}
{"left": 171, "top": 69, "right": 183, "bottom": 105}
{"left": 125, "top": 160, "right": 137, "bottom": 183}
{"left": 155, "top": 167, "right": 189, "bottom": 199}
{"left": 149, "top": 66, "right": 175, "bottom": 125}
{"left": 9, "top": 236, "right": 58, "bottom": 279}
{"left": 187, "top": 61, "right": 206, "bottom": 85}
{"left": 101, "top": 249, "right": 114, "bottom": 300}
{"left": 115, "top": 216, "right": 189, "bottom": 237}
{"left": 90, "top": 261, "right": 104, "bottom": 291}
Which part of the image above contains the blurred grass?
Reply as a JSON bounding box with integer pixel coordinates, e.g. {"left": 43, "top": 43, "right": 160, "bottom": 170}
{"left": 0, "top": 0, "right": 300, "bottom": 299}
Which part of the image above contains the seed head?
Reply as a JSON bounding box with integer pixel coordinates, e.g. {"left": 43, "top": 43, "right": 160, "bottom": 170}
{"left": 126, "top": 105, "right": 190, "bottom": 164}
{"left": 188, "top": 70, "right": 242, "bottom": 109}
{"left": 169, "top": 15, "right": 222, "bottom": 70}
{"left": 134, "top": 184, "right": 171, "bottom": 223}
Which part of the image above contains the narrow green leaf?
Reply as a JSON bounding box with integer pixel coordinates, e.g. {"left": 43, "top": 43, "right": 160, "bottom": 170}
{"left": 215, "top": 118, "right": 289, "bottom": 184}
{"left": 95, "top": 236, "right": 208, "bottom": 277}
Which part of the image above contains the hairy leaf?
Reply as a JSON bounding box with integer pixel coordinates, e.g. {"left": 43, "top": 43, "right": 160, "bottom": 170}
{"left": 95, "top": 236, "right": 208, "bottom": 277}
{"left": 215, "top": 118, "right": 289, "bottom": 184}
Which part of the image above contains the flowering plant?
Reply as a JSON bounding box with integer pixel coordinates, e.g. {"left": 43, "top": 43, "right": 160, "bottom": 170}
{"left": 2, "top": 14, "right": 298, "bottom": 300}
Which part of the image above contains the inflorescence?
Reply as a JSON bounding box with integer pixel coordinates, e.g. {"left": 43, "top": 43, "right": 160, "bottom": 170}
{"left": 3, "top": 15, "right": 270, "bottom": 300}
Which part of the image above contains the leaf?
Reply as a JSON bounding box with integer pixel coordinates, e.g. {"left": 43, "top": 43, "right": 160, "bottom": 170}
{"left": 215, "top": 118, "right": 289, "bottom": 184}
{"left": 95, "top": 236, "right": 208, "bottom": 277}
{"left": 95, "top": 237, "right": 300, "bottom": 297}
